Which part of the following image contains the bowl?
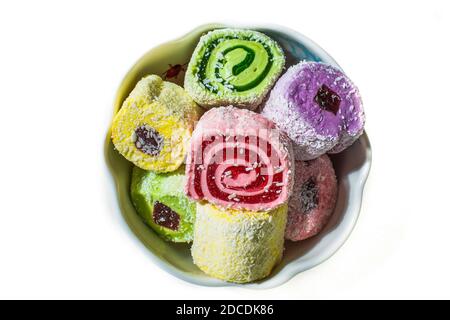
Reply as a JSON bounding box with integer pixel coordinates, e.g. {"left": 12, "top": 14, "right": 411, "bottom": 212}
{"left": 104, "top": 23, "right": 372, "bottom": 288}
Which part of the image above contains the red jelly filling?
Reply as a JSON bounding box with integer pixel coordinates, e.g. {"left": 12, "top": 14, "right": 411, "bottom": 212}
{"left": 193, "top": 135, "right": 284, "bottom": 204}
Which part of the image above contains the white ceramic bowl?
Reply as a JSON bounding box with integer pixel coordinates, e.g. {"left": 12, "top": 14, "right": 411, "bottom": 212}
{"left": 104, "top": 23, "right": 372, "bottom": 289}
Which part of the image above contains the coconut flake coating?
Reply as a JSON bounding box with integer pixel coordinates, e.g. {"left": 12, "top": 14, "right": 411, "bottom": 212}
{"left": 285, "top": 155, "right": 337, "bottom": 241}
{"left": 130, "top": 166, "right": 196, "bottom": 243}
{"left": 184, "top": 28, "right": 285, "bottom": 110}
{"left": 191, "top": 202, "right": 287, "bottom": 283}
{"left": 262, "top": 62, "right": 364, "bottom": 160}
{"left": 185, "top": 106, "right": 294, "bottom": 211}
{"left": 111, "top": 75, "right": 203, "bottom": 172}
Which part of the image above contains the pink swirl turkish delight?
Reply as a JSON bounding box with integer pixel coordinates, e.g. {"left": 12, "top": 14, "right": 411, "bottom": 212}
{"left": 185, "top": 106, "right": 294, "bottom": 211}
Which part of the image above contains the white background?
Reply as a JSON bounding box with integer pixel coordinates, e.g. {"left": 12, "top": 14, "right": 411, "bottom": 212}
{"left": 0, "top": 0, "right": 449, "bottom": 299}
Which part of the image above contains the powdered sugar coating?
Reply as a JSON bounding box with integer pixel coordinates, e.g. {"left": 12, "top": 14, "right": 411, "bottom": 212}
{"left": 285, "top": 155, "right": 337, "bottom": 241}
{"left": 262, "top": 61, "right": 364, "bottom": 160}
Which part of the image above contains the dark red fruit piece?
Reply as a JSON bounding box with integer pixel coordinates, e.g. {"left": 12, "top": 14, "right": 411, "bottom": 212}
{"left": 152, "top": 201, "right": 180, "bottom": 230}
{"left": 314, "top": 84, "right": 341, "bottom": 115}
{"left": 300, "top": 178, "right": 319, "bottom": 213}
{"left": 135, "top": 125, "right": 164, "bottom": 156}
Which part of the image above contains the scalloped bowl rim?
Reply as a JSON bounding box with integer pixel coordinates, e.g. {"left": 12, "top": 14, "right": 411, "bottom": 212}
{"left": 103, "top": 22, "right": 372, "bottom": 289}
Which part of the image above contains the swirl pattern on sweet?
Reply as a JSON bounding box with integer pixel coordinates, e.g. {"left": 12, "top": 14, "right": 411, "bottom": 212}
{"left": 184, "top": 29, "right": 285, "bottom": 110}
{"left": 185, "top": 106, "right": 294, "bottom": 211}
